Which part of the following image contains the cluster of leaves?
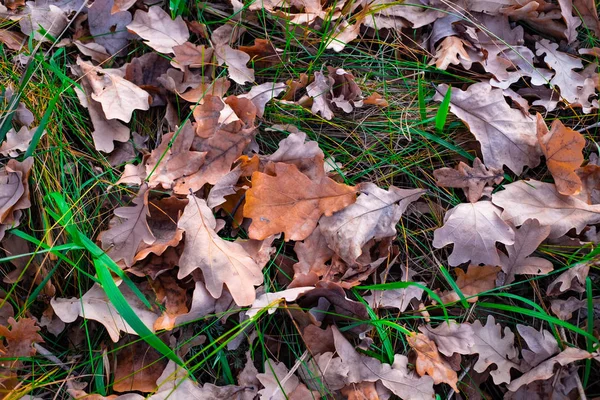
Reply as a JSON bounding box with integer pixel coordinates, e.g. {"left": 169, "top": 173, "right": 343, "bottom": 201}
{"left": 0, "top": 0, "right": 599, "bottom": 399}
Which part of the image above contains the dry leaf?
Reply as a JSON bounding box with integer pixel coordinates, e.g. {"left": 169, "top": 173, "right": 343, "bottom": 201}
{"left": 111, "top": 0, "right": 136, "bottom": 13}
{"left": 172, "top": 42, "right": 213, "bottom": 69}
{"left": 88, "top": 0, "right": 133, "bottom": 55}
{"left": 320, "top": 182, "right": 423, "bottom": 264}
{"left": 74, "top": 40, "right": 110, "bottom": 63}
{"left": 547, "top": 262, "right": 590, "bottom": 296}
{"left": 430, "top": 36, "right": 472, "bottom": 70}
{"left": 433, "top": 201, "right": 515, "bottom": 266}
{"left": 0, "top": 29, "right": 25, "bottom": 51}
{"left": 492, "top": 180, "right": 600, "bottom": 238}
{"left": 517, "top": 325, "right": 559, "bottom": 368}
{"left": 364, "top": 284, "right": 424, "bottom": 312}
{"left": 246, "top": 287, "right": 314, "bottom": 318}
{"left": 51, "top": 283, "right": 159, "bottom": 342}
{"left": 550, "top": 297, "right": 586, "bottom": 320}
{"left": 177, "top": 195, "right": 263, "bottom": 306}
{"left": 446, "top": 265, "right": 500, "bottom": 303}
{"left": 257, "top": 359, "right": 312, "bottom": 400}
{"left": 291, "top": 224, "right": 334, "bottom": 286}
{"left": 77, "top": 58, "right": 150, "bottom": 123}
{"left": 507, "top": 348, "right": 591, "bottom": 392}
{"left": 418, "top": 321, "right": 475, "bottom": 357}
{"left": 470, "top": 315, "right": 519, "bottom": 384}
{"left": 407, "top": 333, "right": 459, "bottom": 392}
{"left": 127, "top": 6, "right": 189, "bottom": 54}
{"left": 19, "top": 3, "right": 68, "bottom": 42}
{"left": 497, "top": 219, "right": 553, "bottom": 285}
{"left": 0, "top": 158, "right": 33, "bottom": 241}
{"left": 306, "top": 71, "right": 334, "bottom": 120}
{"left": 0, "top": 126, "right": 36, "bottom": 157}
{"left": 239, "top": 39, "right": 281, "bottom": 70}
{"left": 113, "top": 339, "right": 167, "bottom": 393}
{"left": 238, "top": 82, "right": 287, "bottom": 117}
{"left": 244, "top": 162, "right": 356, "bottom": 241}
{"left": 433, "top": 157, "right": 503, "bottom": 203}
{"left": 265, "top": 127, "right": 325, "bottom": 180}
{"left": 536, "top": 114, "right": 585, "bottom": 195}
{"left": 100, "top": 185, "right": 155, "bottom": 267}
{"left": 434, "top": 83, "right": 541, "bottom": 174}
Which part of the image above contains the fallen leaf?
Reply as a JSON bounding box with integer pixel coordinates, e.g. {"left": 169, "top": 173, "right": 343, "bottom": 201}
{"left": 320, "top": 182, "right": 424, "bottom": 264}
{"left": 444, "top": 265, "right": 500, "bottom": 303}
{"left": 0, "top": 126, "right": 37, "bottom": 157}
{"left": 0, "top": 158, "right": 33, "bottom": 241}
{"left": 517, "top": 325, "right": 559, "bottom": 368}
{"left": 74, "top": 40, "right": 111, "bottom": 63}
{"left": 19, "top": 3, "right": 68, "bottom": 42}
{"left": 257, "top": 359, "right": 312, "bottom": 400}
{"left": 51, "top": 283, "right": 159, "bottom": 342}
{"left": 434, "top": 83, "right": 541, "bottom": 174}
{"left": 111, "top": 0, "right": 136, "bottom": 14}
{"left": 497, "top": 218, "right": 553, "bottom": 285}
{"left": 306, "top": 71, "right": 334, "bottom": 120}
{"left": 407, "top": 333, "right": 459, "bottom": 392}
{"left": 433, "top": 201, "right": 515, "bottom": 266}
{"left": 238, "top": 82, "right": 286, "bottom": 117}
{"left": 239, "top": 39, "right": 281, "bottom": 70}
{"left": 246, "top": 287, "right": 314, "bottom": 318}
{"left": 341, "top": 381, "right": 380, "bottom": 400}
{"left": 430, "top": 36, "right": 472, "bottom": 70}
{"left": 547, "top": 262, "right": 590, "bottom": 296}
{"left": 0, "top": 29, "right": 25, "bottom": 51}
{"left": 536, "top": 114, "right": 585, "bottom": 195}
{"left": 550, "top": 297, "right": 586, "bottom": 320}
{"left": 172, "top": 42, "right": 213, "bottom": 69}
{"left": 418, "top": 321, "right": 475, "bottom": 357}
{"left": 470, "top": 315, "right": 519, "bottom": 385}
{"left": 433, "top": 157, "right": 504, "bottom": 203}
{"left": 492, "top": 180, "right": 600, "bottom": 238}
{"left": 265, "top": 127, "right": 325, "bottom": 180}
{"left": 77, "top": 58, "right": 151, "bottom": 123}
{"left": 88, "top": 0, "right": 133, "bottom": 55}
{"left": 99, "top": 185, "right": 155, "bottom": 267}
{"left": 113, "top": 339, "right": 167, "bottom": 393}
{"left": 364, "top": 283, "right": 424, "bottom": 312}
{"left": 127, "top": 6, "right": 189, "bottom": 54}
{"left": 177, "top": 195, "right": 263, "bottom": 306}
{"left": 507, "top": 348, "right": 591, "bottom": 392}
{"left": 244, "top": 162, "right": 356, "bottom": 241}
{"left": 363, "top": 92, "right": 388, "bottom": 107}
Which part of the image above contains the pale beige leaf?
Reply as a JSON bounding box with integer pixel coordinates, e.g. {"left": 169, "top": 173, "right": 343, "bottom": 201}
{"left": 74, "top": 40, "right": 110, "bottom": 63}
{"left": 257, "top": 359, "right": 311, "bottom": 400}
{"left": 419, "top": 321, "right": 475, "bottom": 357}
{"left": 433, "top": 201, "right": 515, "bottom": 266}
{"left": 51, "top": 283, "right": 159, "bottom": 342}
{"left": 238, "top": 82, "right": 286, "bottom": 117}
{"left": 99, "top": 185, "right": 155, "bottom": 267}
{"left": 0, "top": 126, "right": 37, "bottom": 157}
{"left": 497, "top": 218, "right": 553, "bottom": 285}
{"left": 127, "top": 6, "right": 189, "bottom": 54}
{"left": 434, "top": 83, "right": 541, "bottom": 174}
{"left": 265, "top": 127, "right": 325, "bottom": 180}
{"left": 558, "top": 0, "right": 582, "bottom": 44}
{"left": 111, "top": 0, "right": 136, "bottom": 13}
{"left": 547, "top": 262, "right": 590, "bottom": 296}
{"left": 517, "top": 325, "right": 559, "bottom": 368}
{"left": 77, "top": 58, "right": 150, "bottom": 123}
{"left": 214, "top": 45, "right": 254, "bottom": 84}
{"left": 177, "top": 195, "right": 263, "bottom": 306}
{"left": 430, "top": 36, "right": 472, "bottom": 70}
{"left": 19, "top": 4, "right": 68, "bottom": 42}
{"left": 507, "top": 348, "right": 591, "bottom": 392}
{"left": 246, "top": 287, "right": 314, "bottom": 318}
{"left": 364, "top": 285, "right": 424, "bottom": 312}
{"left": 306, "top": 71, "right": 334, "bottom": 120}
{"left": 492, "top": 180, "right": 600, "bottom": 238}
{"left": 470, "top": 315, "right": 519, "bottom": 384}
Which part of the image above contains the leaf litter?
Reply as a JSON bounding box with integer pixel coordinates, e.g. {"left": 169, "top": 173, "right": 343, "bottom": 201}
{"left": 0, "top": 0, "right": 599, "bottom": 399}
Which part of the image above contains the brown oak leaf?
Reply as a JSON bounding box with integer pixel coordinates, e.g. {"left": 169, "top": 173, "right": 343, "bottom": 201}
{"left": 127, "top": 5, "right": 189, "bottom": 54}
{"left": 407, "top": 333, "right": 459, "bottom": 392}
{"left": 244, "top": 162, "right": 356, "bottom": 241}
{"left": 433, "top": 157, "right": 503, "bottom": 203}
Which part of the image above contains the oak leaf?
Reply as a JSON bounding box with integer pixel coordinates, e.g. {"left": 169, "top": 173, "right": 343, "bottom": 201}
{"left": 266, "top": 126, "right": 325, "bottom": 180}
{"left": 51, "top": 283, "right": 159, "bottom": 342}
{"left": 306, "top": 71, "right": 334, "bottom": 120}
{"left": 517, "top": 325, "right": 559, "bottom": 368}
{"left": 211, "top": 25, "right": 254, "bottom": 84}
{"left": 113, "top": 339, "right": 166, "bottom": 393}
{"left": 492, "top": 180, "right": 600, "bottom": 238}
{"left": 100, "top": 185, "right": 155, "bottom": 267}
{"left": 0, "top": 158, "right": 33, "bottom": 241}
{"left": 246, "top": 287, "right": 314, "bottom": 318}
{"left": 257, "top": 359, "right": 313, "bottom": 400}
{"left": 172, "top": 42, "right": 213, "bottom": 70}
{"left": 239, "top": 39, "right": 282, "bottom": 70}
{"left": 507, "top": 348, "right": 591, "bottom": 392}
{"left": 77, "top": 58, "right": 150, "bottom": 123}
{"left": 364, "top": 283, "right": 424, "bottom": 312}
{"left": 19, "top": 3, "right": 68, "bottom": 42}
{"left": 551, "top": 297, "right": 586, "bottom": 320}
{"left": 433, "top": 157, "right": 503, "bottom": 203}
{"left": 497, "top": 219, "right": 553, "bottom": 285}
{"left": 291, "top": 225, "right": 334, "bottom": 286}
{"left": 177, "top": 195, "right": 263, "bottom": 306}
{"left": 88, "top": 0, "right": 133, "bottom": 55}
{"left": 0, "top": 126, "right": 37, "bottom": 157}
{"left": 127, "top": 6, "right": 189, "bottom": 54}
{"left": 418, "top": 321, "right": 475, "bottom": 357}
{"left": 320, "top": 182, "right": 424, "bottom": 264}
{"left": 430, "top": 36, "right": 472, "bottom": 70}
{"left": 434, "top": 83, "right": 541, "bottom": 174}
{"left": 407, "top": 333, "right": 459, "bottom": 392}
{"left": 536, "top": 114, "right": 585, "bottom": 195}
{"left": 238, "top": 82, "right": 287, "bottom": 117}
{"left": 111, "top": 0, "right": 136, "bottom": 13}
{"left": 442, "top": 265, "right": 500, "bottom": 303}
{"left": 244, "top": 162, "right": 356, "bottom": 241}
{"left": 470, "top": 315, "right": 519, "bottom": 384}
{"left": 433, "top": 201, "right": 515, "bottom": 266}
{"left": 547, "top": 262, "right": 590, "bottom": 296}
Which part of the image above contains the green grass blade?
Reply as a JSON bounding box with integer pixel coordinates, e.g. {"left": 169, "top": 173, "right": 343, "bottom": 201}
{"left": 435, "top": 85, "right": 451, "bottom": 132}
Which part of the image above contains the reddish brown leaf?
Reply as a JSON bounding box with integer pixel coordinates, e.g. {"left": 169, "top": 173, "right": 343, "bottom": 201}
{"left": 433, "top": 158, "right": 504, "bottom": 203}
{"left": 407, "top": 333, "right": 459, "bottom": 392}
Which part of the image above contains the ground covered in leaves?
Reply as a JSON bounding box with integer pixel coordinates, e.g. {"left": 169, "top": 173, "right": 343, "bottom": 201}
{"left": 0, "top": 0, "right": 600, "bottom": 399}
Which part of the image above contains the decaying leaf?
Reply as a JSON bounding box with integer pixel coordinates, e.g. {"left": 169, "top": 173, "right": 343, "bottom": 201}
{"left": 407, "top": 333, "right": 459, "bottom": 392}
{"left": 536, "top": 114, "right": 585, "bottom": 195}
{"left": 244, "top": 162, "right": 356, "bottom": 241}
{"left": 433, "top": 157, "right": 503, "bottom": 203}
{"left": 320, "top": 182, "right": 424, "bottom": 264}
{"left": 433, "top": 201, "right": 515, "bottom": 266}
{"left": 77, "top": 58, "right": 151, "bottom": 123}
{"left": 492, "top": 180, "right": 600, "bottom": 238}
{"left": 418, "top": 321, "right": 474, "bottom": 357}
{"left": 100, "top": 185, "right": 156, "bottom": 267}
{"left": 127, "top": 6, "right": 189, "bottom": 54}
{"left": 113, "top": 339, "right": 167, "bottom": 393}
{"left": 177, "top": 195, "right": 263, "bottom": 306}
{"left": 470, "top": 315, "right": 519, "bottom": 384}
{"left": 497, "top": 219, "right": 553, "bottom": 285}
{"left": 441, "top": 265, "right": 501, "bottom": 303}
{"left": 51, "top": 283, "right": 159, "bottom": 342}
{"left": 434, "top": 83, "right": 541, "bottom": 174}
{"left": 546, "top": 262, "right": 590, "bottom": 296}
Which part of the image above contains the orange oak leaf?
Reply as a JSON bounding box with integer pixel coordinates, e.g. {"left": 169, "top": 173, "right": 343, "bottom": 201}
{"left": 440, "top": 265, "right": 501, "bottom": 303}
{"left": 536, "top": 114, "right": 585, "bottom": 195}
{"left": 244, "top": 162, "right": 356, "bottom": 241}
{"left": 407, "top": 333, "right": 459, "bottom": 392}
